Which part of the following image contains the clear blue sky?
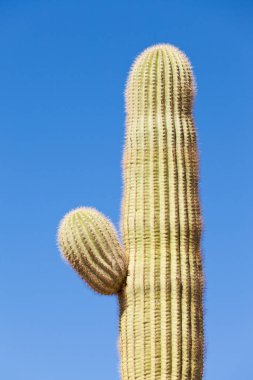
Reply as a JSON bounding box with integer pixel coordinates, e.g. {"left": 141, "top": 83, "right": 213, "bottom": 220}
{"left": 1, "top": 1, "right": 252, "bottom": 379}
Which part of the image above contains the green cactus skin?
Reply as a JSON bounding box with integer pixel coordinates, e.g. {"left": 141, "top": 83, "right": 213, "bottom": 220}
{"left": 58, "top": 44, "right": 204, "bottom": 380}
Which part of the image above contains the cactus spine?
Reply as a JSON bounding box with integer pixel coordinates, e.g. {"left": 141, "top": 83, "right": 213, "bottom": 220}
{"left": 58, "top": 44, "right": 204, "bottom": 380}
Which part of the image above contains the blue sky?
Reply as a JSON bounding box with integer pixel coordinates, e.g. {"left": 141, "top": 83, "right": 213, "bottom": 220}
{"left": 1, "top": 1, "right": 252, "bottom": 379}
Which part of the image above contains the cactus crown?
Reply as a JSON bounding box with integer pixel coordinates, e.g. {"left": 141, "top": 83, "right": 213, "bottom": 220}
{"left": 125, "top": 44, "right": 195, "bottom": 115}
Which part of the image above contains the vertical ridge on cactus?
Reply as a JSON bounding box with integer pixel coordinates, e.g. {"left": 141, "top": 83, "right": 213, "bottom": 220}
{"left": 57, "top": 43, "right": 204, "bottom": 380}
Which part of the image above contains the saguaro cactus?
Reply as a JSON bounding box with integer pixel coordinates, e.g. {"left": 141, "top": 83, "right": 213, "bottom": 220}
{"left": 58, "top": 44, "right": 204, "bottom": 380}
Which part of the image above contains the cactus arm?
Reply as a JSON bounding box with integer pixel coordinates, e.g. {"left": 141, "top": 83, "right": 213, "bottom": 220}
{"left": 58, "top": 207, "right": 128, "bottom": 295}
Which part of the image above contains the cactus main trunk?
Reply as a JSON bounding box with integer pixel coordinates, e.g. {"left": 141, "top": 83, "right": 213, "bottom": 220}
{"left": 119, "top": 45, "right": 204, "bottom": 380}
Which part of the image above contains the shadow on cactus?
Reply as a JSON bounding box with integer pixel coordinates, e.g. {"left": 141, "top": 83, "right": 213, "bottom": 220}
{"left": 57, "top": 44, "right": 204, "bottom": 380}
